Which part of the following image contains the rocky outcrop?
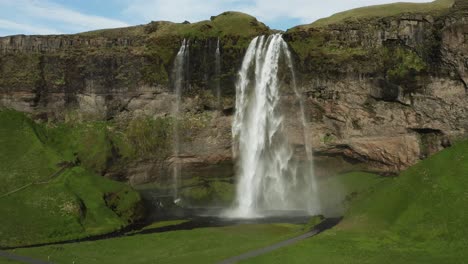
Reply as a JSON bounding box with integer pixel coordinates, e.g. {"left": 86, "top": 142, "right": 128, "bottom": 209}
{"left": 283, "top": 5, "right": 468, "bottom": 173}
{"left": 0, "top": 8, "right": 467, "bottom": 183}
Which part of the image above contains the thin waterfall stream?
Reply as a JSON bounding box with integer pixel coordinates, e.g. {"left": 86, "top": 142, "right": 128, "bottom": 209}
{"left": 172, "top": 39, "right": 189, "bottom": 201}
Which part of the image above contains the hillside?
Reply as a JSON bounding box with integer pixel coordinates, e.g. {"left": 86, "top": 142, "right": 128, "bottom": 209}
{"left": 0, "top": 110, "right": 144, "bottom": 248}
{"left": 245, "top": 139, "right": 468, "bottom": 263}
{"left": 309, "top": 0, "right": 454, "bottom": 27}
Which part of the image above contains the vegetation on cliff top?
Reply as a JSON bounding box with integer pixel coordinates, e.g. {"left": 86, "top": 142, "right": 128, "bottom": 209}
{"left": 283, "top": 0, "right": 453, "bottom": 80}
{"left": 144, "top": 11, "right": 269, "bottom": 38}
{"left": 80, "top": 11, "right": 269, "bottom": 39}
{"left": 0, "top": 110, "right": 144, "bottom": 248}
{"left": 307, "top": 0, "right": 454, "bottom": 28}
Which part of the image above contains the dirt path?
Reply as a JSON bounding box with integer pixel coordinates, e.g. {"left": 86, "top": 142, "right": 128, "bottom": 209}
{"left": 218, "top": 218, "right": 341, "bottom": 264}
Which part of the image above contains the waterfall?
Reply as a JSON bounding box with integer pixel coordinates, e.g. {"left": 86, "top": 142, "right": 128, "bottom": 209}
{"left": 227, "top": 34, "right": 320, "bottom": 218}
{"left": 171, "top": 39, "right": 189, "bottom": 201}
{"left": 215, "top": 38, "right": 222, "bottom": 110}
{"left": 282, "top": 42, "right": 321, "bottom": 215}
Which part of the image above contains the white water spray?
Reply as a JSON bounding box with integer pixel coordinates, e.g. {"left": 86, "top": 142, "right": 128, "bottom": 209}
{"left": 172, "top": 39, "right": 189, "bottom": 201}
{"left": 227, "top": 34, "right": 320, "bottom": 218}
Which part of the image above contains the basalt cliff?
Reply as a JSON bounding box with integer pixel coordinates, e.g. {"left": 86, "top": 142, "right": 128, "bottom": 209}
{"left": 1, "top": 2, "right": 467, "bottom": 188}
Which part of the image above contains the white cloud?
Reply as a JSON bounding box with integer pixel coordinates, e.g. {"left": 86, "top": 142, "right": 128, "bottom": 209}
{"left": 125, "top": 0, "right": 234, "bottom": 23}
{"left": 22, "top": 0, "right": 129, "bottom": 31}
{"left": 0, "top": 0, "right": 129, "bottom": 36}
{"left": 0, "top": 19, "right": 62, "bottom": 35}
{"left": 124, "top": 0, "right": 434, "bottom": 28}
{"left": 0, "top": 0, "right": 436, "bottom": 36}
{"left": 241, "top": 0, "right": 434, "bottom": 24}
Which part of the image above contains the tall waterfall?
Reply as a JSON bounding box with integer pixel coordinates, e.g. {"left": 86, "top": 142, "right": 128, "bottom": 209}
{"left": 171, "top": 39, "right": 189, "bottom": 201}
{"left": 227, "top": 34, "right": 320, "bottom": 218}
{"left": 215, "top": 38, "right": 222, "bottom": 110}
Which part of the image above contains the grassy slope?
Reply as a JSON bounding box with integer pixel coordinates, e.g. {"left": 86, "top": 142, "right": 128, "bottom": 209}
{"left": 0, "top": 110, "right": 61, "bottom": 194}
{"left": 80, "top": 11, "right": 268, "bottom": 39}
{"left": 310, "top": 0, "right": 454, "bottom": 27}
{"left": 244, "top": 140, "right": 468, "bottom": 263}
{"left": 318, "top": 172, "right": 387, "bottom": 216}
{"left": 45, "top": 122, "right": 112, "bottom": 174}
{"left": 0, "top": 259, "right": 21, "bottom": 264}
{"left": 8, "top": 223, "right": 304, "bottom": 264}
{"left": 0, "top": 110, "right": 143, "bottom": 248}
{"left": 3, "top": 162, "right": 392, "bottom": 264}
{"left": 5, "top": 122, "right": 467, "bottom": 263}
{"left": 144, "top": 11, "right": 269, "bottom": 38}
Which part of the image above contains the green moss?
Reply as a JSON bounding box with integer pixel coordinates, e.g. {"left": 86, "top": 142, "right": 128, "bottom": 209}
{"left": 179, "top": 112, "right": 211, "bottom": 141}
{"left": 285, "top": 29, "right": 373, "bottom": 77}
{"left": 114, "top": 116, "right": 173, "bottom": 161}
{"left": 53, "top": 76, "right": 66, "bottom": 86}
{"left": 0, "top": 54, "right": 41, "bottom": 89}
{"left": 179, "top": 178, "right": 235, "bottom": 206}
{"left": 381, "top": 46, "right": 427, "bottom": 94}
{"left": 45, "top": 115, "right": 175, "bottom": 173}
{"left": 323, "top": 133, "right": 336, "bottom": 144}
{"left": 140, "top": 56, "right": 169, "bottom": 86}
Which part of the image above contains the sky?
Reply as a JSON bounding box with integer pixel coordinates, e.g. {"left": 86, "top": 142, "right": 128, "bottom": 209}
{"left": 0, "top": 0, "right": 434, "bottom": 36}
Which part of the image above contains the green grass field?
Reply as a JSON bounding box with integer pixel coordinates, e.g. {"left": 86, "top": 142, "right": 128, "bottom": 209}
{"left": 0, "top": 110, "right": 144, "bottom": 248}
{"left": 3, "top": 130, "right": 467, "bottom": 263}
{"left": 7, "top": 223, "right": 306, "bottom": 264}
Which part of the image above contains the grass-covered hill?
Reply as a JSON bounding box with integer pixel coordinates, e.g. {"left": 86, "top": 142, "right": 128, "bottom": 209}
{"left": 6, "top": 136, "right": 468, "bottom": 264}
{"left": 309, "top": 0, "right": 454, "bottom": 27}
{"left": 245, "top": 139, "right": 468, "bottom": 263}
{"left": 0, "top": 110, "right": 145, "bottom": 248}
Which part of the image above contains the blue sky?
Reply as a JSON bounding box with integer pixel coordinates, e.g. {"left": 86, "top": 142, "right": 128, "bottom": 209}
{"left": 0, "top": 0, "right": 433, "bottom": 36}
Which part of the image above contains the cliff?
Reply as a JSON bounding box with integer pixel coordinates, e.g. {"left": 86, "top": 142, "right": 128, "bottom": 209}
{"left": 283, "top": 0, "right": 468, "bottom": 174}
{"left": 0, "top": 4, "right": 467, "bottom": 185}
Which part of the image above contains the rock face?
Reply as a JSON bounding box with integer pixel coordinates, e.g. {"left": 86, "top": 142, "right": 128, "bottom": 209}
{"left": 0, "top": 9, "right": 467, "bottom": 183}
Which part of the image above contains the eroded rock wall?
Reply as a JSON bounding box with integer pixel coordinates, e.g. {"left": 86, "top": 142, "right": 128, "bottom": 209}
{"left": 0, "top": 9, "right": 467, "bottom": 183}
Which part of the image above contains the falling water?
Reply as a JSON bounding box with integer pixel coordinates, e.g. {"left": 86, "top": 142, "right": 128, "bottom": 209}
{"left": 227, "top": 34, "right": 320, "bottom": 218}
{"left": 282, "top": 42, "right": 321, "bottom": 214}
{"left": 215, "top": 38, "right": 222, "bottom": 110}
{"left": 171, "top": 39, "right": 189, "bottom": 201}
